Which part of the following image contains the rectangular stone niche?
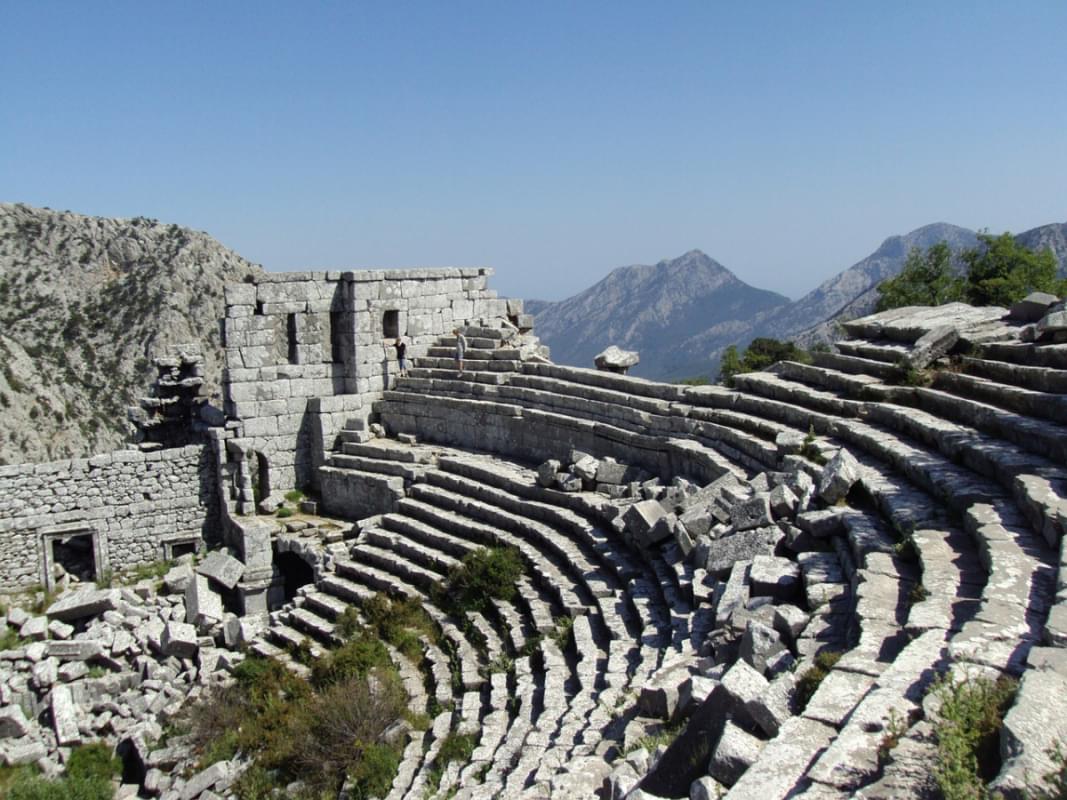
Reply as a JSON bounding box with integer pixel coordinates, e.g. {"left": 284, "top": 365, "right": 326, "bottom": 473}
{"left": 40, "top": 525, "right": 109, "bottom": 592}
{"left": 162, "top": 536, "right": 202, "bottom": 561}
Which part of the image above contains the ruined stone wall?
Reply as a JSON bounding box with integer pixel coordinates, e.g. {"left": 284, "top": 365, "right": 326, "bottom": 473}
{"left": 222, "top": 268, "right": 505, "bottom": 493}
{"left": 0, "top": 444, "right": 218, "bottom": 590}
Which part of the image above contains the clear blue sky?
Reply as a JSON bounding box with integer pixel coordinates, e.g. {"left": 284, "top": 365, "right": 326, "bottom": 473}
{"left": 3, "top": 2, "right": 1065, "bottom": 301}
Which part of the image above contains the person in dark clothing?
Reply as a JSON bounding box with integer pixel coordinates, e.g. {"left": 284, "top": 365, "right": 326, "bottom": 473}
{"left": 396, "top": 337, "right": 408, "bottom": 377}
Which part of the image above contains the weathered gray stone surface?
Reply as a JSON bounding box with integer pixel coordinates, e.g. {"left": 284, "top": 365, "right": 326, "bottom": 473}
{"left": 993, "top": 668, "right": 1067, "bottom": 799}
{"left": 196, "top": 551, "right": 245, "bottom": 590}
{"left": 47, "top": 588, "right": 120, "bottom": 621}
{"left": 161, "top": 621, "right": 199, "bottom": 659}
{"left": 817, "top": 448, "right": 861, "bottom": 504}
{"left": 594, "top": 345, "right": 639, "bottom": 373}
{"left": 731, "top": 494, "right": 772, "bottom": 531}
{"left": 903, "top": 324, "right": 958, "bottom": 369}
{"left": 50, "top": 685, "right": 80, "bottom": 746}
{"left": 708, "top": 721, "right": 764, "bottom": 786}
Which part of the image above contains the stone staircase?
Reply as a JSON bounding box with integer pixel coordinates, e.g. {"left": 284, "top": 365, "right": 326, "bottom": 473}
{"left": 251, "top": 436, "right": 703, "bottom": 799}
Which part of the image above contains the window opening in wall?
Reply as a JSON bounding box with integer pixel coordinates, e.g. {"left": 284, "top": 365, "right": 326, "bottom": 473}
{"left": 165, "top": 540, "right": 199, "bottom": 560}
{"left": 382, "top": 309, "right": 399, "bottom": 340}
{"left": 272, "top": 551, "right": 314, "bottom": 606}
{"left": 330, "top": 311, "right": 344, "bottom": 364}
{"left": 255, "top": 301, "right": 264, "bottom": 315}
{"left": 287, "top": 313, "right": 298, "bottom": 364}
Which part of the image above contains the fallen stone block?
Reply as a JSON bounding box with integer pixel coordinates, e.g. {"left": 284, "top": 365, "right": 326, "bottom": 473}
{"left": 0, "top": 706, "right": 30, "bottom": 738}
{"left": 739, "top": 621, "right": 788, "bottom": 675}
{"left": 19, "top": 616, "right": 48, "bottom": 641}
{"left": 708, "top": 721, "right": 764, "bottom": 786}
{"left": 745, "top": 671, "right": 796, "bottom": 737}
{"left": 162, "top": 563, "right": 194, "bottom": 594}
{"left": 594, "top": 345, "right": 639, "bottom": 373}
{"left": 749, "top": 554, "right": 801, "bottom": 602}
{"left": 180, "top": 759, "right": 235, "bottom": 800}
{"left": 690, "top": 775, "right": 727, "bottom": 800}
{"left": 624, "top": 500, "right": 669, "bottom": 545}
{"left": 572, "top": 455, "right": 599, "bottom": 482}
{"left": 161, "top": 622, "right": 199, "bottom": 659}
{"left": 904, "top": 324, "right": 959, "bottom": 370}
{"left": 51, "top": 685, "right": 81, "bottom": 746}
{"left": 185, "top": 574, "right": 224, "bottom": 629}
{"left": 196, "top": 551, "right": 245, "bottom": 590}
{"left": 537, "top": 459, "right": 561, "bottom": 488}
{"left": 46, "top": 640, "right": 104, "bottom": 661}
{"left": 1, "top": 739, "right": 47, "bottom": 766}
{"left": 1011, "top": 292, "right": 1059, "bottom": 323}
{"left": 705, "top": 527, "right": 781, "bottom": 579}
{"left": 772, "top": 604, "right": 811, "bottom": 647}
{"left": 595, "top": 458, "right": 630, "bottom": 485}
{"left": 768, "top": 484, "right": 798, "bottom": 520}
{"left": 993, "top": 668, "right": 1067, "bottom": 799}
{"left": 719, "top": 660, "right": 769, "bottom": 730}
{"left": 47, "top": 588, "right": 120, "bottom": 622}
{"left": 817, "top": 448, "right": 861, "bottom": 504}
{"left": 731, "top": 493, "right": 773, "bottom": 531}
{"left": 796, "top": 508, "right": 848, "bottom": 538}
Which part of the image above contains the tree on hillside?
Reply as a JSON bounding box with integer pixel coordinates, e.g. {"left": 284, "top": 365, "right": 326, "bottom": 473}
{"left": 960, "top": 232, "right": 1063, "bottom": 307}
{"left": 875, "top": 242, "right": 965, "bottom": 312}
{"left": 717, "top": 338, "right": 810, "bottom": 386}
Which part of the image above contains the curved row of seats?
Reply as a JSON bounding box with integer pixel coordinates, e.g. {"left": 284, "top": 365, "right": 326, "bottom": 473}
{"left": 254, "top": 435, "right": 705, "bottom": 799}
{"left": 356, "top": 321, "right": 1067, "bottom": 797}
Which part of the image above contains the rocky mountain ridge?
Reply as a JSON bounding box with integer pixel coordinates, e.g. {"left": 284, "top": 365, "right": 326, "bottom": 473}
{"left": 0, "top": 203, "right": 263, "bottom": 465}
{"left": 533, "top": 219, "right": 1067, "bottom": 378}
{"left": 527, "top": 249, "right": 790, "bottom": 381}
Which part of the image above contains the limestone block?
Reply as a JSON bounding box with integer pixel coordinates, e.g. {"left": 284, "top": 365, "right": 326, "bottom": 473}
{"left": 817, "top": 448, "right": 861, "bottom": 504}
{"left": 573, "top": 455, "right": 599, "bottom": 482}
{"left": 749, "top": 555, "right": 801, "bottom": 602}
{"left": 47, "top": 640, "right": 103, "bottom": 661}
{"left": 594, "top": 345, "right": 639, "bottom": 373}
{"left": 186, "top": 575, "right": 224, "bottom": 628}
{"left": 18, "top": 616, "right": 48, "bottom": 641}
{"left": 690, "top": 775, "right": 727, "bottom": 800}
{"left": 772, "top": 604, "right": 810, "bottom": 646}
{"left": 537, "top": 459, "right": 561, "bottom": 487}
{"left": 1010, "top": 292, "right": 1059, "bottom": 323}
{"left": 180, "top": 760, "right": 234, "bottom": 800}
{"left": 903, "top": 325, "right": 958, "bottom": 370}
{"left": 51, "top": 685, "right": 81, "bottom": 746}
{"left": 719, "top": 660, "right": 769, "bottom": 729}
{"left": 993, "top": 668, "right": 1067, "bottom": 799}
{"left": 768, "top": 484, "right": 798, "bottom": 520}
{"left": 739, "top": 621, "right": 788, "bottom": 675}
{"left": 731, "top": 493, "right": 772, "bottom": 531}
{"left": 746, "top": 671, "right": 795, "bottom": 737}
{"left": 624, "top": 499, "right": 668, "bottom": 544}
{"left": 1, "top": 739, "right": 47, "bottom": 765}
{"left": 47, "top": 588, "right": 121, "bottom": 622}
{"left": 708, "top": 721, "right": 764, "bottom": 786}
{"left": 705, "top": 528, "right": 780, "bottom": 579}
{"left": 196, "top": 551, "right": 245, "bottom": 590}
{"left": 161, "top": 622, "right": 199, "bottom": 659}
{"left": 0, "top": 705, "right": 30, "bottom": 738}
{"left": 163, "top": 564, "right": 193, "bottom": 594}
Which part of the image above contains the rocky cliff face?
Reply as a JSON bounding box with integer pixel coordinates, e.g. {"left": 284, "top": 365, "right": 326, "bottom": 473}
{"left": 1016, "top": 221, "right": 1067, "bottom": 276}
{"left": 529, "top": 250, "right": 789, "bottom": 381}
{"left": 0, "top": 204, "right": 264, "bottom": 465}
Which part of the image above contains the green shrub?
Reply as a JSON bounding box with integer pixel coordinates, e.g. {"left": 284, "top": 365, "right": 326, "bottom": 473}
{"left": 794, "top": 650, "right": 842, "bottom": 712}
{"left": 346, "top": 741, "right": 402, "bottom": 800}
{"left": 311, "top": 633, "right": 390, "bottom": 688}
{"left": 5, "top": 742, "right": 119, "bottom": 800}
{"left": 434, "top": 546, "right": 524, "bottom": 615}
{"left": 276, "top": 507, "right": 294, "bottom": 518}
{"left": 931, "top": 674, "right": 1017, "bottom": 800}
{"left": 335, "top": 606, "right": 363, "bottom": 640}
{"left": 284, "top": 489, "right": 305, "bottom": 503}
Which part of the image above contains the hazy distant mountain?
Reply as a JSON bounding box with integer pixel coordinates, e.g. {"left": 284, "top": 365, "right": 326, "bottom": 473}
{"left": 1016, "top": 222, "right": 1067, "bottom": 276}
{"left": 0, "top": 203, "right": 264, "bottom": 465}
{"left": 529, "top": 250, "right": 789, "bottom": 380}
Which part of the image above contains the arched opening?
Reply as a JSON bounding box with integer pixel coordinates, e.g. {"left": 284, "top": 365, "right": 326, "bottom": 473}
{"left": 271, "top": 551, "right": 315, "bottom": 607}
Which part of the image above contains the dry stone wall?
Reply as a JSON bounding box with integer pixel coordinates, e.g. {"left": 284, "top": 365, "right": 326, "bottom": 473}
{"left": 0, "top": 445, "right": 218, "bottom": 589}
{"left": 222, "top": 268, "right": 505, "bottom": 493}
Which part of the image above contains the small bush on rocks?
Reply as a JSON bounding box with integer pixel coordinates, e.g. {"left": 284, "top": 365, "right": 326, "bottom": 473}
{"left": 931, "top": 674, "right": 1017, "bottom": 800}
{"left": 794, "top": 650, "right": 842, "bottom": 712}
{"left": 434, "top": 546, "right": 524, "bottom": 615}
{"left": 4, "top": 742, "right": 119, "bottom": 800}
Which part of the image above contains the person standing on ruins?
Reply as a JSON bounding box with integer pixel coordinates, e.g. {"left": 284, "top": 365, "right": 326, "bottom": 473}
{"left": 454, "top": 328, "right": 467, "bottom": 373}
{"left": 396, "top": 336, "right": 408, "bottom": 377}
